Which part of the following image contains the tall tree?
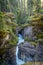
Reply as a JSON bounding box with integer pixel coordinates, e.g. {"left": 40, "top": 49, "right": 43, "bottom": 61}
{"left": 0, "top": 0, "right": 7, "bottom": 12}
{"left": 35, "top": 0, "right": 41, "bottom": 13}
{"left": 27, "top": 0, "right": 34, "bottom": 16}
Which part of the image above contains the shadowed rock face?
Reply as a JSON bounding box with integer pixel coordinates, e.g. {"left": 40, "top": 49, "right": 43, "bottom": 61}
{"left": 21, "top": 26, "right": 33, "bottom": 38}
{"left": 18, "top": 41, "right": 43, "bottom": 62}
{"left": 9, "top": 47, "right": 16, "bottom": 65}
{"left": 0, "top": 33, "right": 17, "bottom": 65}
{"left": 3, "top": 47, "right": 17, "bottom": 65}
{"left": 35, "top": 42, "right": 43, "bottom": 61}
{"left": 18, "top": 42, "right": 36, "bottom": 62}
{"left": 38, "top": 45, "right": 43, "bottom": 61}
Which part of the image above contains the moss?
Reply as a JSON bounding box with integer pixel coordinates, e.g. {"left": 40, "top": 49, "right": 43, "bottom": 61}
{"left": 0, "top": 30, "right": 8, "bottom": 39}
{"left": 22, "top": 62, "right": 43, "bottom": 65}
{"left": 18, "top": 23, "right": 32, "bottom": 32}
{"left": 24, "top": 38, "right": 37, "bottom": 47}
{"left": 37, "top": 39, "right": 43, "bottom": 45}
{"left": 7, "top": 34, "right": 18, "bottom": 46}
{"left": 30, "top": 42, "right": 37, "bottom": 47}
{"left": 22, "top": 62, "right": 34, "bottom": 65}
{"left": 27, "top": 14, "right": 41, "bottom": 22}
{"left": 31, "top": 17, "right": 40, "bottom": 21}
{"left": 7, "top": 39, "right": 17, "bottom": 46}
{"left": 37, "top": 33, "right": 43, "bottom": 39}
{"left": 24, "top": 38, "right": 30, "bottom": 42}
{"left": 24, "top": 37, "right": 37, "bottom": 47}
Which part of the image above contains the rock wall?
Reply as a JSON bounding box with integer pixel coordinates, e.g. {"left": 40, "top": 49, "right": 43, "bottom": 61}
{"left": 18, "top": 42, "right": 36, "bottom": 62}
{"left": 18, "top": 41, "right": 43, "bottom": 62}
{"left": 22, "top": 26, "right": 33, "bottom": 39}
{"left": 35, "top": 41, "right": 43, "bottom": 61}
{"left": 3, "top": 47, "right": 17, "bottom": 65}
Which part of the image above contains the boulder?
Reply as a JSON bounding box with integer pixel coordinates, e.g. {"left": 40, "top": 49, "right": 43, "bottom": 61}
{"left": 18, "top": 42, "right": 36, "bottom": 62}
{"left": 22, "top": 26, "right": 33, "bottom": 38}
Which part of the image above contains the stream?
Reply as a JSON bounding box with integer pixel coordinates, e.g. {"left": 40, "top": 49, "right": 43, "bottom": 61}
{"left": 16, "top": 34, "right": 25, "bottom": 65}
{"left": 16, "top": 34, "right": 33, "bottom": 65}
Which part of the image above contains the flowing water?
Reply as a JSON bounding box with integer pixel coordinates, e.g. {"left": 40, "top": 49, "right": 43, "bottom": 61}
{"left": 16, "top": 34, "right": 33, "bottom": 65}
{"left": 16, "top": 34, "right": 25, "bottom": 65}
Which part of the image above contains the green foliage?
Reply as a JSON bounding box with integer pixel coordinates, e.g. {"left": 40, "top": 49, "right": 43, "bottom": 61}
{"left": 16, "top": 9, "right": 28, "bottom": 24}
{"left": 32, "top": 15, "right": 43, "bottom": 44}
{"left": 0, "top": 12, "right": 18, "bottom": 64}
{"left": 0, "top": 12, "right": 18, "bottom": 45}
{"left": 24, "top": 37, "right": 37, "bottom": 47}
{"left": 24, "top": 37, "right": 30, "bottom": 42}
{"left": 30, "top": 42, "right": 37, "bottom": 47}
{"left": 37, "top": 33, "right": 43, "bottom": 39}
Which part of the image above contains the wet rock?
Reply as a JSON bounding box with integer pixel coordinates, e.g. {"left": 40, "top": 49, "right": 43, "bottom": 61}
{"left": 18, "top": 42, "right": 36, "bottom": 62}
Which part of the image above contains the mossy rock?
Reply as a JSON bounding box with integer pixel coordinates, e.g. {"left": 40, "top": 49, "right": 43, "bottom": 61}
{"left": 37, "top": 39, "right": 43, "bottom": 45}
{"left": 30, "top": 42, "right": 37, "bottom": 47}
{"left": 24, "top": 38, "right": 30, "bottom": 42}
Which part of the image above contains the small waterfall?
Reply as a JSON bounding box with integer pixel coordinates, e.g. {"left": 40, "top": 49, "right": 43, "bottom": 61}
{"left": 16, "top": 26, "right": 34, "bottom": 65}
{"left": 16, "top": 34, "right": 25, "bottom": 65}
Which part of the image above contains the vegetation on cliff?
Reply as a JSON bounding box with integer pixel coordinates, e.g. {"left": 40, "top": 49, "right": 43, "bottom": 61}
{"left": 0, "top": 0, "right": 43, "bottom": 65}
{"left": 0, "top": 12, "right": 18, "bottom": 64}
